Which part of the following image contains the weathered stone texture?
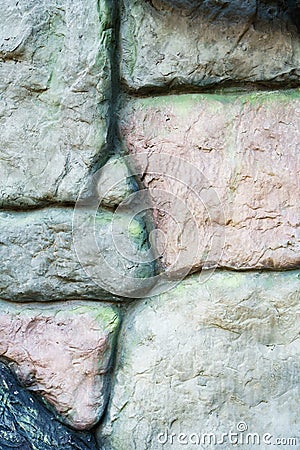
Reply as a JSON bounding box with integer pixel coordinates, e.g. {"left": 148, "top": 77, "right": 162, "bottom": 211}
{"left": 0, "top": 0, "right": 111, "bottom": 207}
{"left": 120, "top": 0, "right": 300, "bottom": 91}
{"left": 0, "top": 362, "right": 98, "bottom": 449}
{"left": 96, "top": 156, "right": 139, "bottom": 208}
{"left": 121, "top": 91, "right": 300, "bottom": 275}
{"left": 0, "top": 207, "right": 154, "bottom": 301}
{"left": 98, "top": 270, "right": 300, "bottom": 449}
{"left": 0, "top": 300, "right": 120, "bottom": 430}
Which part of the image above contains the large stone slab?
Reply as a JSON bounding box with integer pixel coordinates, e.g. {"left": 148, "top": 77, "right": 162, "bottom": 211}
{"left": 97, "top": 270, "right": 300, "bottom": 449}
{"left": 0, "top": 0, "right": 112, "bottom": 207}
{"left": 120, "top": 0, "right": 300, "bottom": 92}
{"left": 121, "top": 91, "right": 300, "bottom": 275}
{"left": 0, "top": 207, "right": 155, "bottom": 300}
{"left": 0, "top": 300, "right": 120, "bottom": 430}
{"left": 0, "top": 362, "right": 98, "bottom": 449}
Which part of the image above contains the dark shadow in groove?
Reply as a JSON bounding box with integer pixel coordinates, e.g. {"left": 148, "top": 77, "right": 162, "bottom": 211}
{"left": 121, "top": 81, "right": 300, "bottom": 98}
{"left": 90, "top": 0, "right": 123, "bottom": 176}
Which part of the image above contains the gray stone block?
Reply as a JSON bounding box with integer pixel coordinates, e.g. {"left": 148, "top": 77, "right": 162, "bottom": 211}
{"left": 120, "top": 0, "right": 300, "bottom": 92}
{"left": 98, "top": 270, "right": 300, "bottom": 449}
{"left": 0, "top": 207, "right": 155, "bottom": 301}
{"left": 0, "top": 0, "right": 112, "bottom": 207}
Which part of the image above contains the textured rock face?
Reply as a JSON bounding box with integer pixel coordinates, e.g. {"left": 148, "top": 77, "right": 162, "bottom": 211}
{"left": 98, "top": 271, "right": 300, "bottom": 449}
{"left": 0, "top": 207, "right": 155, "bottom": 301}
{"left": 120, "top": 0, "right": 300, "bottom": 92}
{"left": 96, "top": 156, "right": 139, "bottom": 208}
{"left": 121, "top": 91, "right": 300, "bottom": 275}
{"left": 0, "top": 300, "right": 120, "bottom": 430}
{"left": 0, "top": 0, "right": 111, "bottom": 207}
{"left": 0, "top": 362, "right": 98, "bottom": 449}
{"left": 1, "top": 0, "right": 300, "bottom": 447}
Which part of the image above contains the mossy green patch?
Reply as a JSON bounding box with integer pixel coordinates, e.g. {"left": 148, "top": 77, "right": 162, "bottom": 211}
{"left": 131, "top": 89, "right": 300, "bottom": 114}
{"left": 240, "top": 89, "right": 300, "bottom": 107}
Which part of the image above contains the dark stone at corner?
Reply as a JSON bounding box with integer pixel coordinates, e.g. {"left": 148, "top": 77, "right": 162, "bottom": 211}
{"left": 0, "top": 362, "right": 98, "bottom": 450}
{"left": 286, "top": 0, "right": 300, "bottom": 30}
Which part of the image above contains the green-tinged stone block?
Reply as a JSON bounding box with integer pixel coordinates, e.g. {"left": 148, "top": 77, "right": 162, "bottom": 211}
{"left": 0, "top": 207, "right": 155, "bottom": 301}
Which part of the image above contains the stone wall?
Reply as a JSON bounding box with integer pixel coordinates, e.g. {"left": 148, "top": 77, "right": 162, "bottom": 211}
{"left": 0, "top": 0, "right": 299, "bottom": 449}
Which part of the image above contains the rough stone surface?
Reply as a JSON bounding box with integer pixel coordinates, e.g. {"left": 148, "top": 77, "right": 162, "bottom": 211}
{"left": 0, "top": 362, "right": 98, "bottom": 449}
{"left": 121, "top": 91, "right": 300, "bottom": 275}
{"left": 98, "top": 270, "right": 300, "bottom": 450}
{"left": 120, "top": 0, "right": 300, "bottom": 92}
{"left": 97, "top": 156, "right": 139, "bottom": 208}
{"left": 0, "top": 207, "right": 155, "bottom": 301}
{"left": 1, "top": 1, "right": 300, "bottom": 448}
{"left": 0, "top": 300, "right": 120, "bottom": 430}
{"left": 0, "top": 0, "right": 111, "bottom": 207}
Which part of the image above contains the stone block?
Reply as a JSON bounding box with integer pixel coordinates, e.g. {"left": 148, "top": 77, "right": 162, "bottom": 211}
{"left": 0, "top": 207, "right": 155, "bottom": 300}
{"left": 121, "top": 91, "right": 300, "bottom": 275}
{"left": 98, "top": 270, "right": 300, "bottom": 449}
{"left": 0, "top": 0, "right": 112, "bottom": 206}
{"left": 120, "top": 0, "right": 300, "bottom": 92}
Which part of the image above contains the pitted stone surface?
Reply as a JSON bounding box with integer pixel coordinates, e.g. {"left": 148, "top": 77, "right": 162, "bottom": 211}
{"left": 120, "top": 0, "right": 300, "bottom": 92}
{"left": 0, "top": 0, "right": 111, "bottom": 207}
{"left": 0, "top": 362, "right": 98, "bottom": 449}
{"left": 121, "top": 91, "right": 300, "bottom": 274}
{"left": 0, "top": 300, "right": 120, "bottom": 430}
{"left": 97, "top": 270, "right": 300, "bottom": 449}
{"left": 0, "top": 208, "right": 154, "bottom": 301}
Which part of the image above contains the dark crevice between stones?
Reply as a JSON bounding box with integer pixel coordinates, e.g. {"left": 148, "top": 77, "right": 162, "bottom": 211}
{"left": 106, "top": 0, "right": 161, "bottom": 278}
{"left": 121, "top": 79, "right": 300, "bottom": 98}
{"left": 95, "top": 302, "right": 130, "bottom": 449}
{"left": 90, "top": 304, "right": 125, "bottom": 436}
{"left": 0, "top": 201, "right": 78, "bottom": 213}
{"left": 89, "top": 0, "right": 159, "bottom": 266}
{"left": 90, "top": 0, "right": 122, "bottom": 177}
{"left": 285, "top": 0, "right": 300, "bottom": 29}
{"left": 0, "top": 289, "right": 124, "bottom": 305}
{"left": 198, "top": 266, "right": 299, "bottom": 283}
{"left": 108, "top": 0, "right": 123, "bottom": 161}
{"left": 84, "top": 1, "right": 158, "bottom": 443}
{"left": 289, "top": 3, "right": 300, "bottom": 29}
